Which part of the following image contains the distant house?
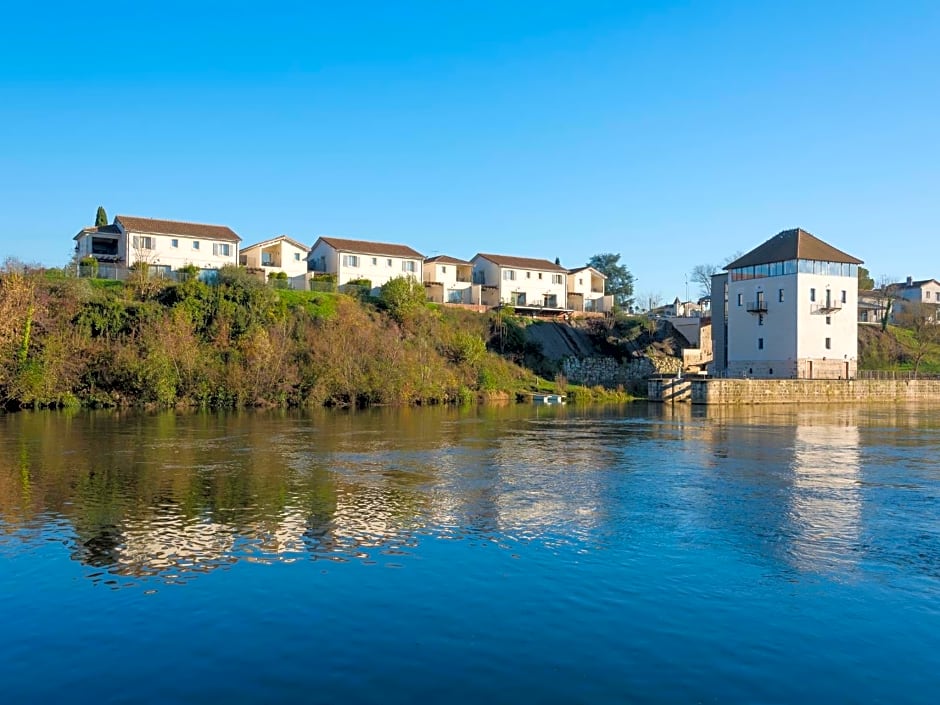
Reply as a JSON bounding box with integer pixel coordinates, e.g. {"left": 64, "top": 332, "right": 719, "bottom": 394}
{"left": 566, "top": 267, "right": 612, "bottom": 313}
{"left": 470, "top": 253, "right": 569, "bottom": 311}
{"left": 422, "top": 255, "right": 480, "bottom": 305}
{"left": 239, "top": 235, "right": 310, "bottom": 286}
{"left": 711, "top": 228, "right": 863, "bottom": 379}
{"left": 887, "top": 277, "right": 940, "bottom": 322}
{"left": 306, "top": 236, "right": 424, "bottom": 295}
{"left": 858, "top": 290, "right": 891, "bottom": 325}
{"left": 74, "top": 215, "right": 241, "bottom": 277}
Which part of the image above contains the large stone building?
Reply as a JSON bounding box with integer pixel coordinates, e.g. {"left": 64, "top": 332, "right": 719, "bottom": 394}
{"left": 711, "top": 228, "right": 863, "bottom": 379}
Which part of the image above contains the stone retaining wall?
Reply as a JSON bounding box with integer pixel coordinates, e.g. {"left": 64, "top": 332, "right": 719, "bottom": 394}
{"left": 670, "top": 378, "right": 940, "bottom": 404}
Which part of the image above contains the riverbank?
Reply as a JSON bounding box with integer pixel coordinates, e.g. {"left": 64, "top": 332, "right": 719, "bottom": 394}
{"left": 0, "top": 267, "right": 632, "bottom": 411}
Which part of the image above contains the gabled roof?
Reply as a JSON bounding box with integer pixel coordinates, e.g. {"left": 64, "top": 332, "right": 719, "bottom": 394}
{"left": 890, "top": 278, "right": 940, "bottom": 290}
{"left": 241, "top": 235, "right": 310, "bottom": 253}
{"left": 473, "top": 253, "right": 568, "bottom": 272}
{"left": 425, "top": 255, "right": 471, "bottom": 266}
{"left": 115, "top": 215, "right": 241, "bottom": 243}
{"left": 567, "top": 265, "right": 607, "bottom": 279}
{"left": 725, "top": 228, "right": 862, "bottom": 269}
{"left": 312, "top": 236, "right": 424, "bottom": 259}
{"left": 74, "top": 224, "right": 121, "bottom": 240}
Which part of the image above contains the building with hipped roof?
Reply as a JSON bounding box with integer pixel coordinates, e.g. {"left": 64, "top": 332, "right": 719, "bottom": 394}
{"left": 306, "top": 236, "right": 424, "bottom": 295}
{"left": 74, "top": 215, "right": 241, "bottom": 277}
{"left": 711, "top": 228, "right": 863, "bottom": 379}
{"left": 470, "top": 253, "right": 570, "bottom": 312}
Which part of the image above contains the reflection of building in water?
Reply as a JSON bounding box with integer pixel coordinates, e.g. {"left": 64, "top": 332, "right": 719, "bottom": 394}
{"left": 117, "top": 508, "right": 237, "bottom": 578}
{"left": 786, "top": 421, "right": 861, "bottom": 572}
{"left": 486, "top": 419, "right": 609, "bottom": 537}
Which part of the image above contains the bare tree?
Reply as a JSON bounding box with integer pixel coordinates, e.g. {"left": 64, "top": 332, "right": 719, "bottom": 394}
{"left": 895, "top": 301, "right": 940, "bottom": 377}
{"left": 689, "top": 264, "right": 720, "bottom": 298}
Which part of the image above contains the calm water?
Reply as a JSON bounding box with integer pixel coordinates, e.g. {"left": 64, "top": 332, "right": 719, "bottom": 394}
{"left": 1, "top": 403, "right": 939, "bottom": 704}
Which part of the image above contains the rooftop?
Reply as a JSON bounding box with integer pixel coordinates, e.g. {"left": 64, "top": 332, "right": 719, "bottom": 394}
{"left": 725, "top": 228, "right": 862, "bottom": 269}
{"left": 116, "top": 215, "right": 241, "bottom": 243}
{"left": 314, "top": 236, "right": 424, "bottom": 259}
{"left": 474, "top": 253, "right": 568, "bottom": 272}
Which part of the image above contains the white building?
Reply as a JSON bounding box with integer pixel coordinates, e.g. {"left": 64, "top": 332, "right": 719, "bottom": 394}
{"left": 711, "top": 228, "right": 863, "bottom": 379}
{"left": 74, "top": 215, "right": 241, "bottom": 276}
{"left": 566, "top": 266, "right": 612, "bottom": 313}
{"left": 422, "top": 255, "right": 481, "bottom": 305}
{"left": 887, "top": 277, "right": 940, "bottom": 322}
{"left": 306, "top": 236, "right": 424, "bottom": 295}
{"left": 239, "top": 235, "right": 310, "bottom": 286}
{"left": 470, "top": 253, "right": 569, "bottom": 312}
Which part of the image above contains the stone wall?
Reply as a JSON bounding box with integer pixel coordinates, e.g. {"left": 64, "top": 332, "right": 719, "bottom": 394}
{"left": 563, "top": 355, "right": 682, "bottom": 388}
{"left": 687, "top": 378, "right": 940, "bottom": 404}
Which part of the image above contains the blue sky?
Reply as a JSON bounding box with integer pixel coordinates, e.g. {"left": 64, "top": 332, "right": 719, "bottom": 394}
{"left": 1, "top": 0, "right": 937, "bottom": 300}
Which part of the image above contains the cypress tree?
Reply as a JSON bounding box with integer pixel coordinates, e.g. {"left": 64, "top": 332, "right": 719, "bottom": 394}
{"left": 95, "top": 206, "right": 108, "bottom": 227}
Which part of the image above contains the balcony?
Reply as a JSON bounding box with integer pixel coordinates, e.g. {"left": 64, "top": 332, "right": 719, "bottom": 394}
{"left": 745, "top": 300, "right": 768, "bottom": 313}
{"left": 811, "top": 301, "right": 842, "bottom": 314}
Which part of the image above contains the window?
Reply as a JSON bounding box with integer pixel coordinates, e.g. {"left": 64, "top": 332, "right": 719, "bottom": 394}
{"left": 193, "top": 241, "right": 200, "bottom": 251}
{"left": 402, "top": 260, "right": 417, "bottom": 273}
{"left": 294, "top": 253, "right": 301, "bottom": 261}
{"left": 578, "top": 278, "right": 583, "bottom": 285}
{"left": 387, "top": 259, "right": 393, "bottom": 267}
{"left": 343, "top": 255, "right": 359, "bottom": 267}
{"left": 841, "top": 290, "right": 847, "bottom": 303}
{"left": 758, "top": 338, "right": 764, "bottom": 350}
{"left": 552, "top": 274, "right": 563, "bottom": 284}
{"left": 213, "top": 243, "right": 231, "bottom": 257}
{"left": 503, "top": 270, "right": 516, "bottom": 281}
{"left": 526, "top": 271, "right": 531, "bottom": 279}
{"left": 538, "top": 273, "right": 543, "bottom": 280}
{"left": 936, "top": 292, "right": 939, "bottom": 302}
{"left": 737, "top": 293, "right": 743, "bottom": 306}
{"left": 810, "top": 288, "right": 816, "bottom": 302}
{"left": 778, "top": 288, "right": 784, "bottom": 302}
{"left": 441, "top": 266, "right": 447, "bottom": 274}
{"left": 372, "top": 257, "right": 378, "bottom": 266}
{"left": 825, "top": 337, "right": 832, "bottom": 350}
{"left": 826, "top": 316, "right": 831, "bottom": 325}
{"left": 758, "top": 314, "right": 764, "bottom": 326}
{"left": 171, "top": 239, "right": 179, "bottom": 248}
{"left": 132, "top": 235, "right": 154, "bottom": 250}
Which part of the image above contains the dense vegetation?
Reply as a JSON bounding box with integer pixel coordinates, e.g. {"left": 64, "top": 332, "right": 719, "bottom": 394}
{"left": 0, "top": 265, "right": 629, "bottom": 410}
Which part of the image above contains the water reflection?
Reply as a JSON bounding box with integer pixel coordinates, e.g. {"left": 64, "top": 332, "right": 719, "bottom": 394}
{"left": 1, "top": 404, "right": 939, "bottom": 589}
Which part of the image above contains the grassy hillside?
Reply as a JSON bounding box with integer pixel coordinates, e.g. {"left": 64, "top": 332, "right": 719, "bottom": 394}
{"left": 858, "top": 324, "right": 940, "bottom": 374}
{"left": 0, "top": 267, "right": 630, "bottom": 410}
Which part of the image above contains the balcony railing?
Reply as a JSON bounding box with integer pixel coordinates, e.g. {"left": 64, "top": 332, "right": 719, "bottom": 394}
{"left": 811, "top": 301, "right": 842, "bottom": 314}
{"left": 745, "top": 300, "right": 768, "bottom": 313}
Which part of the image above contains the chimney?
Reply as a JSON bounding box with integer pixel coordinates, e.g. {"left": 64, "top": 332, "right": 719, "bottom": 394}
{"left": 907, "top": 276, "right": 913, "bottom": 287}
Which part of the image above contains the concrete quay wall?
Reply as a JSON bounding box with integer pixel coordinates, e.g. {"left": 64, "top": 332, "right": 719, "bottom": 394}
{"left": 649, "top": 378, "right": 940, "bottom": 404}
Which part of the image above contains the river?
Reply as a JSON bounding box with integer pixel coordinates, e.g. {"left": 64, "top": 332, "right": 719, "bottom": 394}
{"left": 1, "top": 403, "right": 938, "bottom": 703}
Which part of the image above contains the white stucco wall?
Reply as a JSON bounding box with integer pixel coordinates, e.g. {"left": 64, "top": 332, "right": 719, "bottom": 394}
{"left": 241, "top": 240, "right": 309, "bottom": 278}
{"left": 308, "top": 241, "right": 421, "bottom": 293}
{"left": 471, "top": 257, "right": 567, "bottom": 307}
{"left": 726, "top": 270, "right": 857, "bottom": 378}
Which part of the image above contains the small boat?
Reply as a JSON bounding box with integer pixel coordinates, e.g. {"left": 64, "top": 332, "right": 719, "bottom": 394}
{"left": 532, "top": 393, "right": 566, "bottom": 404}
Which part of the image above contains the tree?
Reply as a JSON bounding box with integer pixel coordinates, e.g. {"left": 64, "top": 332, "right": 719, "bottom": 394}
{"left": 95, "top": 206, "right": 108, "bottom": 228}
{"left": 554, "top": 257, "right": 561, "bottom": 266}
{"left": 690, "top": 263, "right": 721, "bottom": 298}
{"left": 587, "top": 253, "right": 634, "bottom": 309}
{"left": 379, "top": 276, "right": 427, "bottom": 323}
{"left": 895, "top": 301, "right": 940, "bottom": 377}
{"left": 858, "top": 266, "right": 875, "bottom": 291}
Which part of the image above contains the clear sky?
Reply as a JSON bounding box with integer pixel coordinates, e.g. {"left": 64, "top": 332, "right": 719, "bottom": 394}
{"left": 1, "top": 0, "right": 937, "bottom": 301}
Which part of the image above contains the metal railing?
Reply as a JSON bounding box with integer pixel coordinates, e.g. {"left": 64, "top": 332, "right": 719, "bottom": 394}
{"left": 857, "top": 370, "right": 940, "bottom": 380}
{"left": 745, "top": 300, "right": 768, "bottom": 313}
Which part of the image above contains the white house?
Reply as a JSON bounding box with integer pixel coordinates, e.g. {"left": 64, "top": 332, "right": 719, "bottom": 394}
{"left": 887, "top": 277, "right": 940, "bottom": 322}
{"left": 239, "top": 235, "right": 310, "bottom": 286}
{"left": 566, "top": 266, "right": 612, "bottom": 313}
{"left": 470, "top": 253, "right": 569, "bottom": 311}
{"left": 422, "top": 255, "right": 481, "bottom": 305}
{"left": 710, "top": 228, "right": 863, "bottom": 379}
{"left": 74, "top": 215, "right": 241, "bottom": 277}
{"left": 306, "top": 236, "right": 424, "bottom": 295}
